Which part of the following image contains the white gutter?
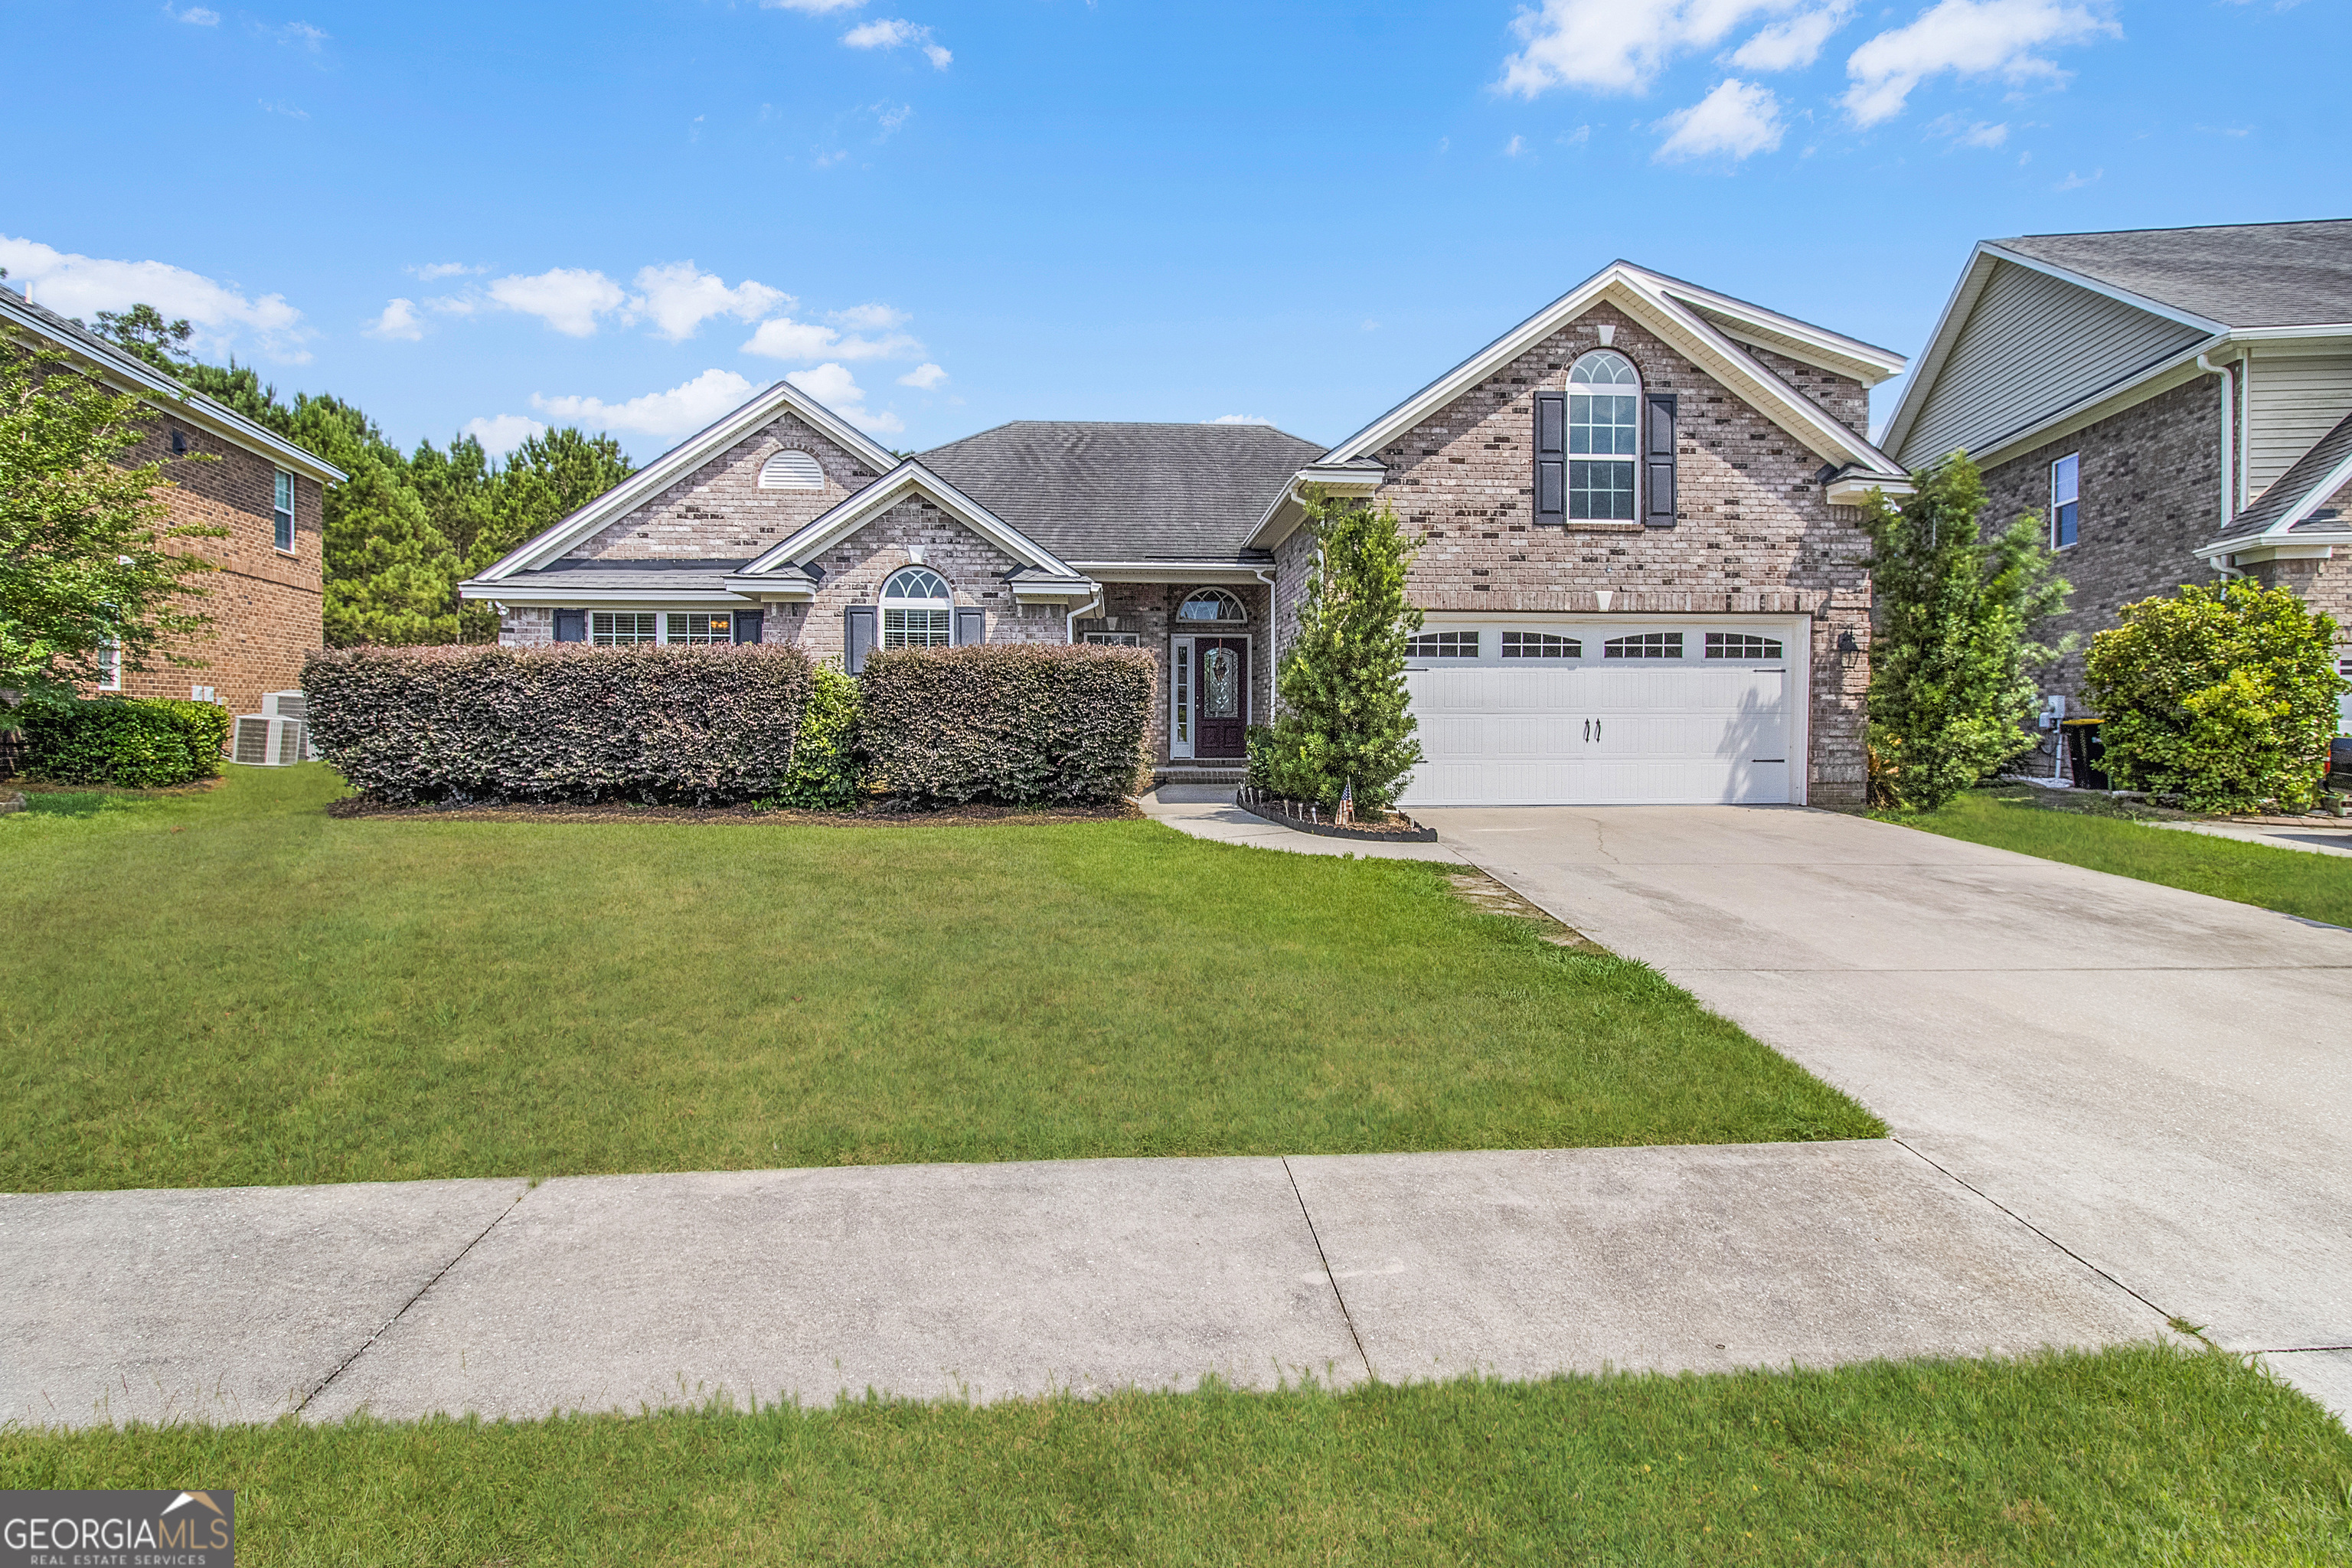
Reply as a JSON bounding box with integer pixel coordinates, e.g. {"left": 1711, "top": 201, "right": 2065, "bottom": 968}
{"left": 1064, "top": 586, "right": 1105, "bottom": 645}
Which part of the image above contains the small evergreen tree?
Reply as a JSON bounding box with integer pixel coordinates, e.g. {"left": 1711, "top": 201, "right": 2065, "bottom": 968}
{"left": 2085, "top": 580, "right": 2344, "bottom": 813}
{"left": 1862, "top": 453, "right": 2070, "bottom": 811}
{"left": 1250, "top": 487, "right": 1423, "bottom": 812}
{"left": 322, "top": 453, "right": 466, "bottom": 646}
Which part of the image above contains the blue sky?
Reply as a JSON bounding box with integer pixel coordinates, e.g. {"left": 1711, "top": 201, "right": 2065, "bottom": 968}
{"left": 4, "top": 0, "right": 2345, "bottom": 462}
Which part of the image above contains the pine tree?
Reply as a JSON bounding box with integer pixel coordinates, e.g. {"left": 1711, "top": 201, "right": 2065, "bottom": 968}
{"left": 322, "top": 453, "right": 466, "bottom": 647}
{"left": 1251, "top": 488, "right": 1424, "bottom": 812}
{"left": 478, "top": 427, "right": 635, "bottom": 572}
{"left": 1861, "top": 454, "right": 2071, "bottom": 811}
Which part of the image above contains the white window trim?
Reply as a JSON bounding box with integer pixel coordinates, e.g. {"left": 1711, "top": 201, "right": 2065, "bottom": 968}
{"left": 94, "top": 637, "right": 122, "bottom": 691}
{"left": 1567, "top": 349, "right": 1642, "bottom": 525}
{"left": 1171, "top": 639, "right": 1193, "bottom": 760}
{"left": 2050, "top": 452, "right": 2081, "bottom": 551}
{"left": 1175, "top": 587, "right": 1248, "bottom": 626}
{"left": 273, "top": 469, "right": 298, "bottom": 555}
{"left": 880, "top": 567, "right": 955, "bottom": 649}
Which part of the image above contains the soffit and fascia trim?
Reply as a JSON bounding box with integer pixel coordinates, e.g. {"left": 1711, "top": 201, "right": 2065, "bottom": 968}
{"left": 736, "top": 461, "right": 1082, "bottom": 582}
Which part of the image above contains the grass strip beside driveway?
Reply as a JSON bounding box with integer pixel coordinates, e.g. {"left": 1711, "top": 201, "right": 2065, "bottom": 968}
{"left": 7, "top": 1347, "right": 2347, "bottom": 1566}
{"left": 1, "top": 768, "right": 1877, "bottom": 1191}
{"left": 1884, "top": 785, "right": 2352, "bottom": 928}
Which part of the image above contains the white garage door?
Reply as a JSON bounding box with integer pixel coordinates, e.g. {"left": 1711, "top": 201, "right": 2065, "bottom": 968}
{"left": 1399, "top": 623, "right": 1799, "bottom": 807}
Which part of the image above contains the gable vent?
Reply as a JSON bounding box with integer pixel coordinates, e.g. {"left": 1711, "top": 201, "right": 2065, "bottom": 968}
{"left": 759, "top": 449, "right": 825, "bottom": 490}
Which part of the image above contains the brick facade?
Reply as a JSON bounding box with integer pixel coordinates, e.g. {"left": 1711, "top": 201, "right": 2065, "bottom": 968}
{"left": 1086, "top": 582, "right": 1272, "bottom": 765}
{"left": 567, "top": 411, "right": 882, "bottom": 561}
{"left": 1352, "top": 301, "right": 1877, "bottom": 805}
{"left": 1978, "top": 376, "right": 2226, "bottom": 707}
{"left": 102, "top": 416, "right": 325, "bottom": 718}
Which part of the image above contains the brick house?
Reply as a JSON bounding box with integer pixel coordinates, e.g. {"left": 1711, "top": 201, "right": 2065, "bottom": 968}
{"left": 1, "top": 289, "right": 345, "bottom": 718}
{"left": 1881, "top": 220, "right": 2352, "bottom": 755}
{"left": 462, "top": 260, "right": 1910, "bottom": 805}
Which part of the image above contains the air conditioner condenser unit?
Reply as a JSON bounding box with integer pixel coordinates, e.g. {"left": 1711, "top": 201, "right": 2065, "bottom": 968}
{"left": 232, "top": 714, "right": 309, "bottom": 766}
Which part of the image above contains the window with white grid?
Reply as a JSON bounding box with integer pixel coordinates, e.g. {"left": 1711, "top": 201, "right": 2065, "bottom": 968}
{"left": 591, "top": 612, "right": 658, "bottom": 645}
{"left": 665, "top": 612, "right": 733, "bottom": 645}
{"left": 881, "top": 567, "right": 953, "bottom": 648}
{"left": 1603, "top": 632, "right": 1684, "bottom": 659}
{"left": 1704, "top": 633, "right": 1782, "bottom": 660}
{"left": 1501, "top": 632, "right": 1580, "bottom": 658}
{"left": 1406, "top": 630, "right": 1480, "bottom": 658}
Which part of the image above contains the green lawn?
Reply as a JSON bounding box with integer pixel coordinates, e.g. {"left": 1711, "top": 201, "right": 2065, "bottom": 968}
{"left": 5, "top": 1347, "right": 2345, "bottom": 1565}
{"left": 1888, "top": 786, "right": 2352, "bottom": 927}
{"left": 0, "top": 767, "right": 1877, "bottom": 1191}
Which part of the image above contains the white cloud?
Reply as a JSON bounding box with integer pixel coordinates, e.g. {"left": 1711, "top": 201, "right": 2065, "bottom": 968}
{"left": 740, "top": 312, "right": 921, "bottom": 363}
{"left": 1655, "top": 78, "right": 1785, "bottom": 160}
{"left": 764, "top": 0, "right": 864, "bottom": 10}
{"left": 786, "top": 363, "right": 904, "bottom": 435}
{"left": 366, "top": 299, "right": 423, "bottom": 341}
{"left": 897, "top": 362, "right": 947, "bottom": 390}
{"left": 259, "top": 100, "right": 309, "bottom": 119}
{"left": 1844, "top": 0, "right": 2117, "bottom": 126}
{"left": 407, "top": 262, "right": 479, "bottom": 280}
{"left": 629, "top": 262, "right": 789, "bottom": 341}
{"left": 832, "top": 302, "right": 910, "bottom": 331}
{"left": 1959, "top": 119, "right": 2009, "bottom": 145}
{"left": 1501, "top": 0, "right": 1811, "bottom": 96}
{"left": 2056, "top": 166, "right": 2101, "bottom": 189}
{"left": 273, "top": 20, "right": 327, "bottom": 50}
{"left": 1728, "top": 3, "right": 1851, "bottom": 69}
{"left": 1207, "top": 414, "right": 1274, "bottom": 426}
{"left": 742, "top": 317, "right": 843, "bottom": 360}
{"left": 1505, "top": 134, "right": 1527, "bottom": 155}
{"left": 464, "top": 413, "right": 547, "bottom": 456}
{"left": 0, "top": 234, "right": 309, "bottom": 361}
{"left": 875, "top": 102, "right": 913, "bottom": 135}
{"left": 487, "top": 267, "right": 628, "bottom": 336}
{"left": 532, "top": 369, "right": 761, "bottom": 440}
{"left": 842, "top": 17, "right": 951, "bottom": 67}
{"left": 165, "top": 5, "right": 220, "bottom": 24}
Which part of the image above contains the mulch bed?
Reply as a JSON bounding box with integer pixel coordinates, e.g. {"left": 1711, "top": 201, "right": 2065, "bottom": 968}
{"left": 325, "top": 796, "right": 1142, "bottom": 827}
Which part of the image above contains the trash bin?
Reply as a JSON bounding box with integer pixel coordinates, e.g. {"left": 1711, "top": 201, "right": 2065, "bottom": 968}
{"left": 2063, "top": 719, "right": 2109, "bottom": 791}
{"left": 2329, "top": 736, "right": 2352, "bottom": 790}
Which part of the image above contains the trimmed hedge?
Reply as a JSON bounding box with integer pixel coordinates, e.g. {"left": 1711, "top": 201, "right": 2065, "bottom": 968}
{"left": 304, "top": 644, "right": 814, "bottom": 806}
{"left": 18, "top": 697, "right": 230, "bottom": 788}
{"left": 861, "top": 643, "right": 1153, "bottom": 805}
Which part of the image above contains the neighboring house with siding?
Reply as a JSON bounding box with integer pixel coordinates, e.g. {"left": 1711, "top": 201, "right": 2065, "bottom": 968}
{"left": 0, "top": 289, "right": 345, "bottom": 717}
{"left": 463, "top": 259, "right": 1909, "bottom": 806}
{"left": 1881, "top": 220, "right": 2352, "bottom": 743}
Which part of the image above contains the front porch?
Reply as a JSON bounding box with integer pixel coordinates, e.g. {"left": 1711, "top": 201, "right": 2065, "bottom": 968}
{"left": 1078, "top": 577, "right": 1274, "bottom": 773}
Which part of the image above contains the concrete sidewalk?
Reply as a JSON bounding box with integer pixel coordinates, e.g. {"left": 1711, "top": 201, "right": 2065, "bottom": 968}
{"left": 2, "top": 1142, "right": 2161, "bottom": 1428}
{"left": 1138, "top": 784, "right": 1465, "bottom": 862}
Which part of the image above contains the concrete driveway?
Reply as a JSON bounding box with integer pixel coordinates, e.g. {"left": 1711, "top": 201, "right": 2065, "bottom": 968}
{"left": 1421, "top": 804, "right": 2352, "bottom": 1415}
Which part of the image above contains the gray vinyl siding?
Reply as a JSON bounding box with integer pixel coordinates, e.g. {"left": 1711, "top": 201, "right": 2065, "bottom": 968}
{"left": 1897, "top": 261, "right": 2208, "bottom": 469}
{"left": 2247, "top": 353, "right": 2352, "bottom": 499}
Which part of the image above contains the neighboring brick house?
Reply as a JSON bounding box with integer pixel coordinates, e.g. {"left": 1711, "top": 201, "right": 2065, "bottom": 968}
{"left": 0, "top": 289, "right": 344, "bottom": 719}
{"left": 1881, "top": 220, "right": 2352, "bottom": 761}
{"left": 463, "top": 260, "right": 1910, "bottom": 805}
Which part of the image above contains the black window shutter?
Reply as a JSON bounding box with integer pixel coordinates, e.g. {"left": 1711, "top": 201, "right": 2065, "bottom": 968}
{"left": 954, "top": 606, "right": 984, "bottom": 646}
{"left": 733, "top": 609, "right": 764, "bottom": 645}
{"left": 553, "top": 608, "right": 586, "bottom": 642}
{"left": 1534, "top": 390, "right": 1566, "bottom": 525}
{"left": 844, "top": 605, "right": 877, "bottom": 674}
{"left": 1644, "top": 393, "right": 1677, "bottom": 528}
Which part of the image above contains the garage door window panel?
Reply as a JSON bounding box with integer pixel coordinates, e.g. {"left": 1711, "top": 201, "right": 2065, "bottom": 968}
{"left": 1704, "top": 633, "right": 1782, "bottom": 660}
{"left": 1407, "top": 631, "right": 1481, "bottom": 658}
{"left": 1502, "top": 632, "right": 1579, "bottom": 658}
{"left": 1604, "top": 632, "right": 1684, "bottom": 659}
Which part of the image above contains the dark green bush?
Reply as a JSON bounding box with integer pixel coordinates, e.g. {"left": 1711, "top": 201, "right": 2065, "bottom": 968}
{"left": 18, "top": 697, "right": 230, "bottom": 788}
{"left": 304, "top": 644, "right": 813, "bottom": 805}
{"left": 766, "top": 661, "right": 865, "bottom": 810}
{"left": 861, "top": 643, "right": 1153, "bottom": 805}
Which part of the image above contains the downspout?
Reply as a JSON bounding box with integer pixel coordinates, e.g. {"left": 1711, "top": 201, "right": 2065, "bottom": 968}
{"left": 2197, "top": 349, "right": 2238, "bottom": 532}
{"left": 1063, "top": 583, "right": 1103, "bottom": 645}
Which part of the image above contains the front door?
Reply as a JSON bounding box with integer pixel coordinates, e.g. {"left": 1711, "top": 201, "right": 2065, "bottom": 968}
{"left": 1195, "top": 636, "right": 1249, "bottom": 758}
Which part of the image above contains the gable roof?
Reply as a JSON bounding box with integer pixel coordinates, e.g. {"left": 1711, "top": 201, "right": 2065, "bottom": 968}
{"left": 0, "top": 289, "right": 346, "bottom": 484}
{"left": 473, "top": 375, "right": 900, "bottom": 580}
{"left": 918, "top": 421, "right": 1322, "bottom": 562}
{"left": 1996, "top": 220, "right": 2352, "bottom": 331}
{"left": 733, "top": 459, "right": 1086, "bottom": 586}
{"left": 2212, "top": 407, "right": 2352, "bottom": 544}
{"left": 1316, "top": 260, "right": 1908, "bottom": 479}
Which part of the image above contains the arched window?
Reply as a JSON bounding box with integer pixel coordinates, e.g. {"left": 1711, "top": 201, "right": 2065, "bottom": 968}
{"left": 1176, "top": 587, "right": 1246, "bottom": 624}
{"left": 880, "top": 566, "right": 952, "bottom": 647}
{"left": 759, "top": 449, "right": 825, "bottom": 490}
{"left": 1568, "top": 351, "right": 1640, "bottom": 521}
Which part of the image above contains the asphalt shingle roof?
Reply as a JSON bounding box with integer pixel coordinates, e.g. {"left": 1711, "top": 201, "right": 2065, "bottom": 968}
{"left": 917, "top": 420, "right": 1324, "bottom": 561}
{"left": 1996, "top": 220, "right": 2352, "bottom": 329}
{"left": 2216, "top": 409, "right": 2352, "bottom": 542}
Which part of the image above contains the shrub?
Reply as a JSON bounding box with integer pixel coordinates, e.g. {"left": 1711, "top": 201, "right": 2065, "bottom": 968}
{"left": 2084, "top": 580, "right": 2344, "bottom": 813}
{"left": 767, "top": 660, "right": 865, "bottom": 809}
{"left": 1254, "top": 488, "right": 1423, "bottom": 811}
{"left": 18, "top": 696, "right": 230, "bottom": 788}
{"left": 860, "top": 642, "right": 1153, "bottom": 805}
{"left": 1860, "top": 453, "right": 2071, "bottom": 812}
{"left": 304, "top": 643, "right": 813, "bottom": 805}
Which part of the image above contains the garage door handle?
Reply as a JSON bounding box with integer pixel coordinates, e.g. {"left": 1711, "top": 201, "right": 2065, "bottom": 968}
{"left": 1583, "top": 720, "right": 1590, "bottom": 742}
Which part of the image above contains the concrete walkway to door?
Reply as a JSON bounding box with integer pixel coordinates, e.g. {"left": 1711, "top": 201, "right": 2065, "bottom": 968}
{"left": 1419, "top": 805, "right": 2352, "bottom": 1419}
